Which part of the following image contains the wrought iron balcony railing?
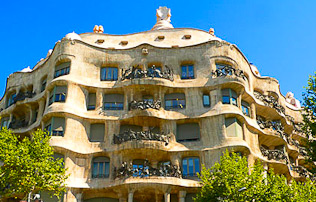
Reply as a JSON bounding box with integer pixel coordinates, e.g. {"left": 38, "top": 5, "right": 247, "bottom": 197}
{"left": 129, "top": 100, "right": 161, "bottom": 110}
{"left": 211, "top": 65, "right": 247, "bottom": 81}
{"left": 114, "top": 161, "right": 181, "bottom": 179}
{"left": 121, "top": 65, "right": 174, "bottom": 81}
{"left": 113, "top": 129, "right": 170, "bottom": 145}
{"left": 260, "top": 146, "right": 288, "bottom": 163}
{"left": 13, "top": 91, "right": 36, "bottom": 103}
{"left": 253, "top": 92, "right": 285, "bottom": 115}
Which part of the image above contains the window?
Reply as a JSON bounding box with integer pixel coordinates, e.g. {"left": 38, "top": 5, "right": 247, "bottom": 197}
{"left": 225, "top": 118, "right": 243, "bottom": 137}
{"left": 177, "top": 123, "right": 200, "bottom": 142}
{"left": 132, "top": 159, "right": 149, "bottom": 177}
{"left": 54, "top": 62, "right": 70, "bottom": 78}
{"left": 7, "top": 93, "right": 16, "bottom": 107}
{"left": 222, "top": 89, "right": 238, "bottom": 106}
{"left": 44, "top": 117, "right": 65, "bottom": 136}
{"left": 216, "top": 63, "right": 233, "bottom": 75}
{"left": 181, "top": 65, "right": 194, "bottom": 79}
{"left": 92, "top": 157, "right": 110, "bottom": 178}
{"left": 101, "top": 67, "right": 118, "bottom": 81}
{"left": 87, "top": 93, "right": 96, "bottom": 110}
{"left": 182, "top": 157, "right": 200, "bottom": 178}
{"left": 147, "top": 65, "right": 162, "bottom": 78}
{"left": 165, "top": 93, "right": 185, "bottom": 110}
{"left": 103, "top": 94, "right": 124, "bottom": 110}
{"left": 203, "top": 94, "right": 210, "bottom": 107}
{"left": 49, "top": 86, "right": 67, "bottom": 105}
{"left": 143, "top": 95, "right": 153, "bottom": 103}
{"left": 53, "top": 153, "right": 64, "bottom": 166}
{"left": 241, "top": 101, "right": 250, "bottom": 117}
{"left": 90, "top": 124, "right": 105, "bottom": 142}
{"left": 41, "top": 76, "right": 47, "bottom": 92}
{"left": 1, "top": 117, "right": 9, "bottom": 128}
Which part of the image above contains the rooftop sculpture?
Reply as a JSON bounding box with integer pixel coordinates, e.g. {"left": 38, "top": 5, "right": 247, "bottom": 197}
{"left": 152, "top": 6, "right": 174, "bottom": 30}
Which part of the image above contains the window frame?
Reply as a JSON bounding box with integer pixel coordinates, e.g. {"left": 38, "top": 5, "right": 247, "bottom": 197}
{"left": 48, "top": 86, "right": 67, "bottom": 106}
{"left": 222, "top": 88, "right": 238, "bottom": 107}
{"left": 241, "top": 100, "right": 250, "bottom": 117}
{"left": 44, "top": 117, "right": 65, "bottom": 137}
{"left": 92, "top": 157, "right": 110, "bottom": 179}
{"left": 164, "top": 93, "right": 186, "bottom": 110}
{"left": 100, "top": 67, "right": 118, "bottom": 81}
{"left": 182, "top": 157, "right": 200, "bottom": 178}
{"left": 203, "top": 94, "right": 210, "bottom": 107}
{"left": 54, "top": 62, "right": 70, "bottom": 78}
{"left": 103, "top": 94, "right": 124, "bottom": 110}
{"left": 181, "top": 64, "right": 195, "bottom": 79}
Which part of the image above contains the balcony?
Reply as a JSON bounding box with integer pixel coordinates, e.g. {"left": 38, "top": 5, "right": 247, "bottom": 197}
{"left": 14, "top": 91, "right": 36, "bottom": 103}
{"left": 260, "top": 146, "right": 288, "bottom": 163}
{"left": 114, "top": 161, "right": 181, "bottom": 179}
{"left": 254, "top": 92, "right": 285, "bottom": 115}
{"left": 121, "top": 65, "right": 174, "bottom": 81}
{"left": 129, "top": 100, "right": 161, "bottom": 110}
{"left": 8, "top": 119, "right": 28, "bottom": 129}
{"left": 212, "top": 65, "right": 247, "bottom": 81}
{"left": 113, "top": 129, "right": 170, "bottom": 145}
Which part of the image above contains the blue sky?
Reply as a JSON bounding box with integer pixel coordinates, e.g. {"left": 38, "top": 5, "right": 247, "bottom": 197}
{"left": 0, "top": 0, "right": 315, "bottom": 102}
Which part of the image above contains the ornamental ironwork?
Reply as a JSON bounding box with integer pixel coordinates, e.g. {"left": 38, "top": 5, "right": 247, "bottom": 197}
{"left": 211, "top": 65, "right": 247, "bottom": 81}
{"left": 113, "top": 129, "right": 170, "bottom": 145}
{"left": 121, "top": 65, "right": 174, "bottom": 81}
{"left": 260, "top": 146, "right": 288, "bottom": 163}
{"left": 13, "top": 91, "right": 36, "bottom": 103}
{"left": 114, "top": 161, "right": 182, "bottom": 179}
{"left": 253, "top": 92, "right": 285, "bottom": 115}
{"left": 129, "top": 100, "right": 161, "bottom": 110}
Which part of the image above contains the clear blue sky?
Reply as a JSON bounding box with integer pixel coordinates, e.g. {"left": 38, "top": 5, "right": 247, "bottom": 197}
{"left": 0, "top": 0, "right": 315, "bottom": 102}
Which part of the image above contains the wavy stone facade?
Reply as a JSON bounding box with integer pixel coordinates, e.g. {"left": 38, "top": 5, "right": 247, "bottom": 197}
{"left": 0, "top": 8, "right": 310, "bottom": 202}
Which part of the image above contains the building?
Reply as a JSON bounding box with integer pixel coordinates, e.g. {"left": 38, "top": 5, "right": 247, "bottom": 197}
{"left": 0, "top": 6, "right": 311, "bottom": 202}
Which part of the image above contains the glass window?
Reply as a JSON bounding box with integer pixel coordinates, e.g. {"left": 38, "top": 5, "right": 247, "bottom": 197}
{"left": 225, "top": 118, "right": 243, "bottom": 137}
{"left": 147, "top": 65, "right": 162, "bottom": 78}
{"left": 7, "top": 93, "right": 16, "bottom": 107}
{"left": 92, "top": 157, "right": 110, "bottom": 178}
{"left": 216, "top": 63, "right": 233, "bottom": 75}
{"left": 182, "top": 157, "right": 200, "bottom": 178}
{"left": 181, "top": 65, "right": 194, "bottom": 79}
{"left": 90, "top": 124, "right": 105, "bottom": 142}
{"left": 241, "top": 101, "right": 250, "bottom": 117}
{"left": 177, "top": 123, "right": 200, "bottom": 142}
{"left": 222, "top": 89, "right": 238, "bottom": 106}
{"left": 54, "top": 62, "right": 70, "bottom": 78}
{"left": 203, "top": 94, "right": 210, "bottom": 107}
{"left": 87, "top": 93, "right": 96, "bottom": 110}
{"left": 103, "top": 94, "right": 124, "bottom": 110}
{"left": 101, "top": 67, "right": 118, "bottom": 81}
{"left": 164, "top": 93, "right": 186, "bottom": 110}
{"left": 49, "top": 86, "right": 67, "bottom": 105}
{"left": 44, "top": 117, "right": 65, "bottom": 136}
{"left": 41, "top": 77, "right": 47, "bottom": 92}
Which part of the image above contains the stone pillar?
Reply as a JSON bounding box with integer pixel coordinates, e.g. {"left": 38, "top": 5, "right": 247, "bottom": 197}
{"left": 118, "top": 192, "right": 127, "bottom": 202}
{"left": 178, "top": 191, "right": 186, "bottom": 202}
{"left": 38, "top": 99, "right": 45, "bottom": 120}
{"left": 250, "top": 103, "right": 256, "bottom": 119}
{"left": 128, "top": 191, "right": 134, "bottom": 202}
{"left": 164, "top": 192, "right": 170, "bottom": 202}
{"left": 28, "top": 106, "right": 33, "bottom": 125}
{"left": 96, "top": 89, "right": 103, "bottom": 111}
{"left": 75, "top": 192, "right": 83, "bottom": 202}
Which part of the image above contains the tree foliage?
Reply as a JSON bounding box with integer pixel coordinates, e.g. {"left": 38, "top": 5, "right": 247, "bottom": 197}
{"left": 195, "top": 151, "right": 316, "bottom": 202}
{"left": 0, "top": 128, "right": 68, "bottom": 200}
{"left": 303, "top": 73, "right": 316, "bottom": 173}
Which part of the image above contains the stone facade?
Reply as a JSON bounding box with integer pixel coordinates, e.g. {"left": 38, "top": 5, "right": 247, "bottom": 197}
{"left": 0, "top": 7, "right": 310, "bottom": 202}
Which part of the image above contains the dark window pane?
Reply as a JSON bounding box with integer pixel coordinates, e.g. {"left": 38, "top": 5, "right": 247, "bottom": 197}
{"left": 222, "top": 96, "right": 230, "bottom": 104}
{"left": 203, "top": 95, "right": 210, "bottom": 107}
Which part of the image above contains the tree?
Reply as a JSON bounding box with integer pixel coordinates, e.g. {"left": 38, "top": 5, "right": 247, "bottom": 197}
{"left": 0, "top": 128, "right": 68, "bottom": 201}
{"left": 194, "top": 151, "right": 316, "bottom": 202}
{"left": 303, "top": 73, "right": 316, "bottom": 173}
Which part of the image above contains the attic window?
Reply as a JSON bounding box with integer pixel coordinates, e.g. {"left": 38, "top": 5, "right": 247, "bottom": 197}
{"left": 157, "top": 36, "right": 165, "bottom": 40}
{"left": 120, "top": 41, "right": 128, "bottom": 46}
{"left": 96, "top": 39, "right": 105, "bottom": 44}
{"left": 183, "top": 35, "right": 191, "bottom": 40}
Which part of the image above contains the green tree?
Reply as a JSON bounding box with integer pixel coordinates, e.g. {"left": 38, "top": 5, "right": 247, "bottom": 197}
{"left": 195, "top": 151, "right": 316, "bottom": 202}
{"left": 0, "top": 128, "right": 68, "bottom": 201}
{"left": 303, "top": 73, "right": 316, "bottom": 173}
